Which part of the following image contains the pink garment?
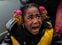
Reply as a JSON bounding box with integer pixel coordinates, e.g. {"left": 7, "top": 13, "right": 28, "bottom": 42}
{"left": 55, "top": 1, "right": 62, "bottom": 33}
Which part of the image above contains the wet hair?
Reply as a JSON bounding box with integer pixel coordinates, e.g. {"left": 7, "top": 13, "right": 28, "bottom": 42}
{"left": 20, "top": 3, "right": 40, "bottom": 17}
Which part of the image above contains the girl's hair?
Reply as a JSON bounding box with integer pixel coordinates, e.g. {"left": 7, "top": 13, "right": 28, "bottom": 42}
{"left": 20, "top": 3, "right": 40, "bottom": 16}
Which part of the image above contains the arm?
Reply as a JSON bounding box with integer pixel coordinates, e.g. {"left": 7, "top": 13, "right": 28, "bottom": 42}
{"left": 0, "top": 33, "right": 12, "bottom": 45}
{"left": 6, "top": 19, "right": 16, "bottom": 31}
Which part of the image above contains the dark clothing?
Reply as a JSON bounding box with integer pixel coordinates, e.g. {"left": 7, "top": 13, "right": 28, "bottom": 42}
{"left": 10, "top": 23, "right": 45, "bottom": 45}
{"left": 0, "top": 21, "right": 53, "bottom": 45}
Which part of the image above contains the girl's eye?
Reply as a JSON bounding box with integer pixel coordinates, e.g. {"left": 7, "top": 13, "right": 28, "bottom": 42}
{"left": 27, "top": 16, "right": 32, "bottom": 19}
{"left": 27, "top": 15, "right": 33, "bottom": 19}
{"left": 36, "top": 14, "right": 41, "bottom": 18}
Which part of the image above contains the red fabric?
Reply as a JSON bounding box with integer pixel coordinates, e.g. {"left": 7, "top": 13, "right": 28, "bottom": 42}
{"left": 55, "top": 1, "right": 62, "bottom": 33}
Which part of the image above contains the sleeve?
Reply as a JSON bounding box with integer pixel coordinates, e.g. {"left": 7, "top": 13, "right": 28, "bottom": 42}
{"left": 0, "top": 33, "right": 12, "bottom": 45}
{"left": 6, "top": 19, "right": 16, "bottom": 32}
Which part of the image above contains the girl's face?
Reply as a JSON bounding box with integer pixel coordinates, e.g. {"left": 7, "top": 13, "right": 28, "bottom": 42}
{"left": 24, "top": 7, "right": 42, "bottom": 35}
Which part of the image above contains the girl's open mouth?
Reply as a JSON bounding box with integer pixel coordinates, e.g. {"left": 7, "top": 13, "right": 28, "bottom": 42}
{"left": 32, "top": 26, "right": 39, "bottom": 29}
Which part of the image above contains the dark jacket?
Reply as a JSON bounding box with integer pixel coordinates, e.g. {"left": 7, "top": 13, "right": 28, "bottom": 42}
{"left": 1, "top": 18, "right": 53, "bottom": 45}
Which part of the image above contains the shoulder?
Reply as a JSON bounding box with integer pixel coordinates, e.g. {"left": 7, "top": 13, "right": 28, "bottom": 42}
{"left": 6, "top": 19, "right": 18, "bottom": 32}
{"left": 42, "top": 20, "right": 53, "bottom": 29}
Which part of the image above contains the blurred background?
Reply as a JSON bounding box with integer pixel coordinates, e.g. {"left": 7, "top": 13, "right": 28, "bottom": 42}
{"left": 0, "top": 0, "right": 22, "bottom": 41}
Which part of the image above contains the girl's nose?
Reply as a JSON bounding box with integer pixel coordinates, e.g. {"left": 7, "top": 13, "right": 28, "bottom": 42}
{"left": 33, "top": 18, "right": 38, "bottom": 24}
